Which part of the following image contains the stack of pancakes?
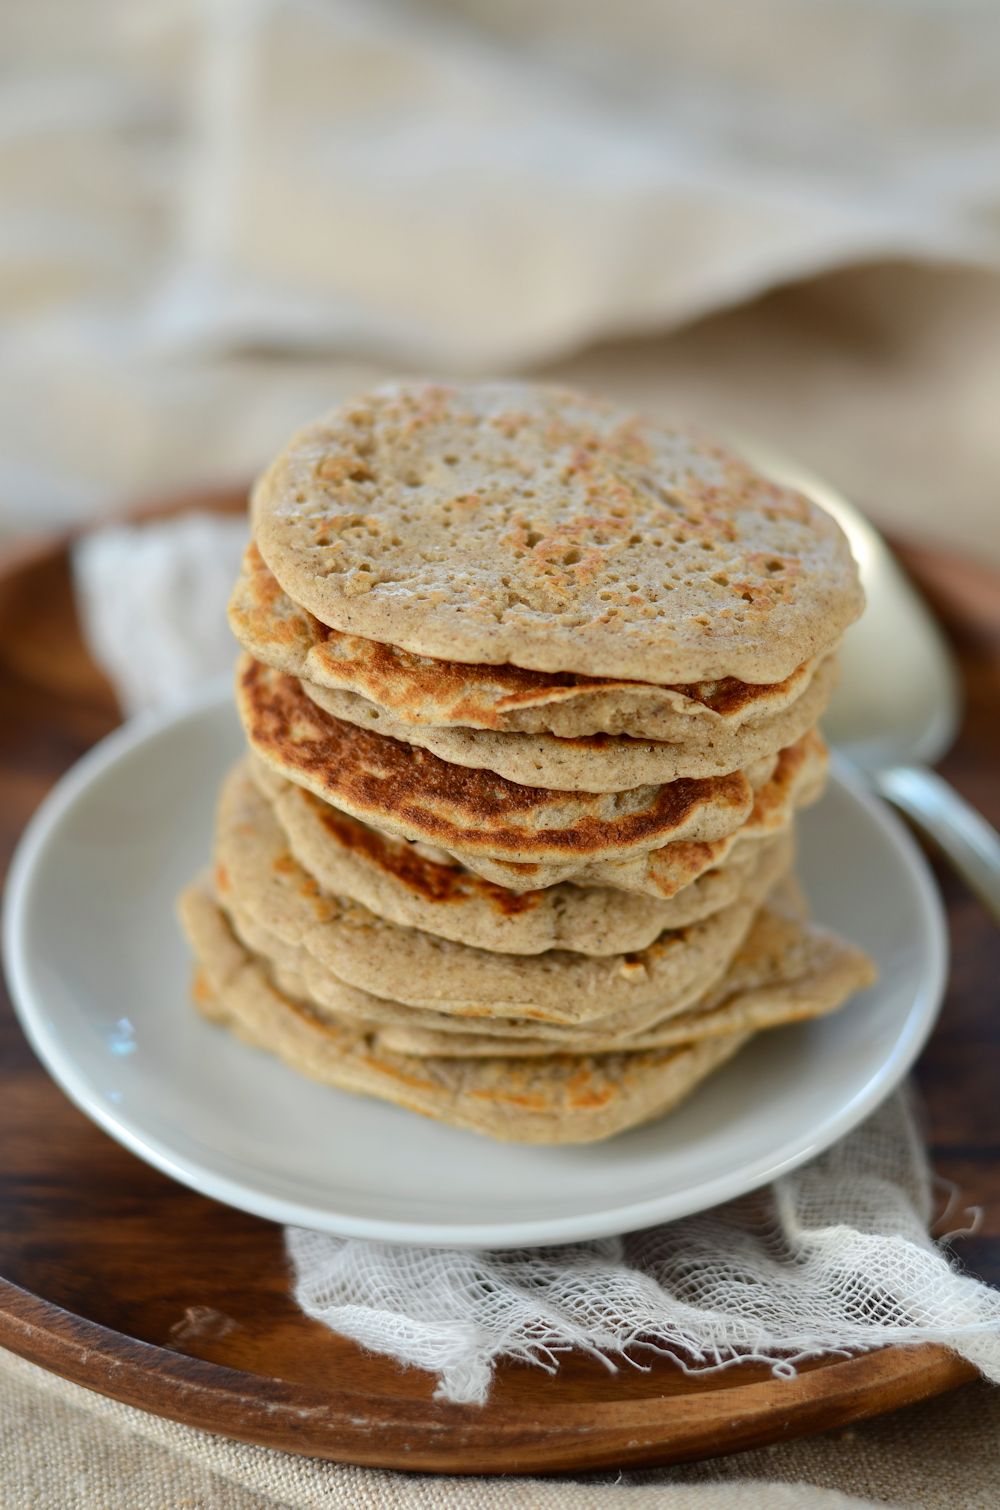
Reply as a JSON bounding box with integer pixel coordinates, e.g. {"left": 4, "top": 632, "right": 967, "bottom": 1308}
{"left": 179, "top": 381, "right": 875, "bottom": 1144}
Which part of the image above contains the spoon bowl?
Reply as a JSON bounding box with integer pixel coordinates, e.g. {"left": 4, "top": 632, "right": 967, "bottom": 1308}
{"left": 735, "top": 438, "right": 1000, "bottom": 923}
{"left": 737, "top": 442, "right": 959, "bottom": 770}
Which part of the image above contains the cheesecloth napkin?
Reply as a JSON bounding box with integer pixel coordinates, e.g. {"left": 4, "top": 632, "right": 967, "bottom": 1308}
{"left": 72, "top": 514, "right": 1000, "bottom": 1407}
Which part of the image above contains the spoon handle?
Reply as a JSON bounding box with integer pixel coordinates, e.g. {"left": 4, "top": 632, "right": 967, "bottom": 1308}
{"left": 875, "top": 764, "right": 1000, "bottom": 925}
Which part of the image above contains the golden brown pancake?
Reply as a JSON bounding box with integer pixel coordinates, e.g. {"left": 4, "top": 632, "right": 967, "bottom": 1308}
{"left": 235, "top": 655, "right": 761, "bottom": 868}
{"left": 230, "top": 541, "right": 829, "bottom": 741}
{"left": 179, "top": 880, "right": 873, "bottom": 1141}
{"left": 214, "top": 762, "right": 792, "bottom": 1023}
{"left": 255, "top": 759, "right": 793, "bottom": 954}
{"left": 369, "top": 894, "right": 876, "bottom": 1058}
{"left": 214, "top": 870, "right": 873, "bottom": 1050}
{"left": 298, "top": 652, "right": 836, "bottom": 791}
{"left": 427, "top": 728, "right": 828, "bottom": 897}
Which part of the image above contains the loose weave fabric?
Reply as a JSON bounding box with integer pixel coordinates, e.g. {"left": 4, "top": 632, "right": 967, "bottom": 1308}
{"left": 288, "top": 1093, "right": 1000, "bottom": 1406}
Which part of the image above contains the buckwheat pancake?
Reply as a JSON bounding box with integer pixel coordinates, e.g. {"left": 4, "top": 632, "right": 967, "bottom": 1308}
{"left": 255, "top": 762, "right": 791, "bottom": 954}
{"left": 229, "top": 896, "right": 739, "bottom": 1039}
{"left": 236, "top": 657, "right": 763, "bottom": 870}
{"left": 215, "top": 763, "right": 792, "bottom": 1022}
{"left": 367, "top": 901, "right": 876, "bottom": 1059}
{"left": 213, "top": 878, "right": 874, "bottom": 1056}
{"left": 299, "top": 652, "right": 836, "bottom": 790}
{"left": 251, "top": 381, "right": 863, "bottom": 686}
{"left": 216, "top": 891, "right": 730, "bottom": 1045}
{"left": 442, "top": 729, "right": 827, "bottom": 897}
{"left": 180, "top": 882, "right": 753, "bottom": 1144}
{"left": 231, "top": 542, "right": 830, "bottom": 741}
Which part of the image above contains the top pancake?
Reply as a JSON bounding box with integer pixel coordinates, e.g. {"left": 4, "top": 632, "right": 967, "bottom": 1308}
{"left": 251, "top": 380, "right": 863, "bottom": 685}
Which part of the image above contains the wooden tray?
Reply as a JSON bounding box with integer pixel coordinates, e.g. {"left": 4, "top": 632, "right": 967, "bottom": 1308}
{"left": 1, "top": 493, "right": 997, "bottom": 1475}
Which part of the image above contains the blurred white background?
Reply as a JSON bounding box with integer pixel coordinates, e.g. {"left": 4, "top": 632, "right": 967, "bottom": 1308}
{"left": 2, "top": 0, "right": 999, "bottom": 556}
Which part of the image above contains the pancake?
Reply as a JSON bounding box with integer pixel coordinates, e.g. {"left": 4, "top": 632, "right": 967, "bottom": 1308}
{"left": 222, "top": 897, "right": 736, "bottom": 1044}
{"left": 180, "top": 881, "right": 753, "bottom": 1144}
{"left": 251, "top": 380, "right": 863, "bottom": 685}
{"left": 299, "top": 652, "right": 836, "bottom": 790}
{"left": 236, "top": 656, "right": 763, "bottom": 870}
{"left": 230, "top": 542, "right": 829, "bottom": 740}
{"left": 214, "top": 763, "right": 793, "bottom": 1023}
{"left": 257, "top": 762, "right": 792, "bottom": 954}
{"left": 213, "top": 877, "right": 873, "bottom": 1055}
{"left": 370, "top": 899, "right": 875, "bottom": 1058}
{"left": 438, "top": 728, "right": 827, "bottom": 897}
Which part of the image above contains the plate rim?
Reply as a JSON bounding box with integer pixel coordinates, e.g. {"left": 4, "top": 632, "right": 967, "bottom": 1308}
{"left": 3, "top": 685, "right": 949, "bottom": 1248}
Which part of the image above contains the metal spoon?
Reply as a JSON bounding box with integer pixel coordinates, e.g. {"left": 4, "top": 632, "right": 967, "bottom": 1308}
{"left": 737, "top": 439, "right": 1000, "bottom": 923}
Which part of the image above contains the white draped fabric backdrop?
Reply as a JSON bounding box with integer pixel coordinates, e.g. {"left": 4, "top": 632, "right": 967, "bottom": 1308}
{"left": 1, "top": 0, "right": 999, "bottom": 558}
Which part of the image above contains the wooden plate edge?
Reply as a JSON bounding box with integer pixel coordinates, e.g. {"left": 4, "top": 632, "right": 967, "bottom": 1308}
{"left": 0, "top": 500, "right": 985, "bottom": 1473}
{"left": 0, "top": 1277, "right": 977, "bottom": 1473}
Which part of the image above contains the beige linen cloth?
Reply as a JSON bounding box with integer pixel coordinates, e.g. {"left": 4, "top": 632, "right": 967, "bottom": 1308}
{"left": 4, "top": 1, "right": 1000, "bottom": 1504}
{"left": 0, "top": 0, "right": 999, "bottom": 559}
{"left": 3, "top": 1346, "right": 1000, "bottom": 1509}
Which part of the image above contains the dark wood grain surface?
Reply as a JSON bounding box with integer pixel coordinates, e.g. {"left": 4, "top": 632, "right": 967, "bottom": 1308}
{"left": 0, "top": 503, "right": 996, "bottom": 1474}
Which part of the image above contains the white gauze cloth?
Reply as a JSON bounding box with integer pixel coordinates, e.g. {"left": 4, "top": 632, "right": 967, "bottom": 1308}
{"left": 74, "top": 514, "right": 1000, "bottom": 1406}
{"left": 288, "top": 1093, "right": 1000, "bottom": 1406}
{"left": 73, "top": 514, "right": 248, "bottom": 716}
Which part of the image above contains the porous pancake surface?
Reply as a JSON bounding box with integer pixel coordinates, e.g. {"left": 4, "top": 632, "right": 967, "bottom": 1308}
{"left": 252, "top": 381, "right": 863, "bottom": 684}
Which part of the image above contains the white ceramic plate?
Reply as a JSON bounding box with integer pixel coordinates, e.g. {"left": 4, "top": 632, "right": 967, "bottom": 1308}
{"left": 4, "top": 684, "right": 947, "bottom": 1248}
